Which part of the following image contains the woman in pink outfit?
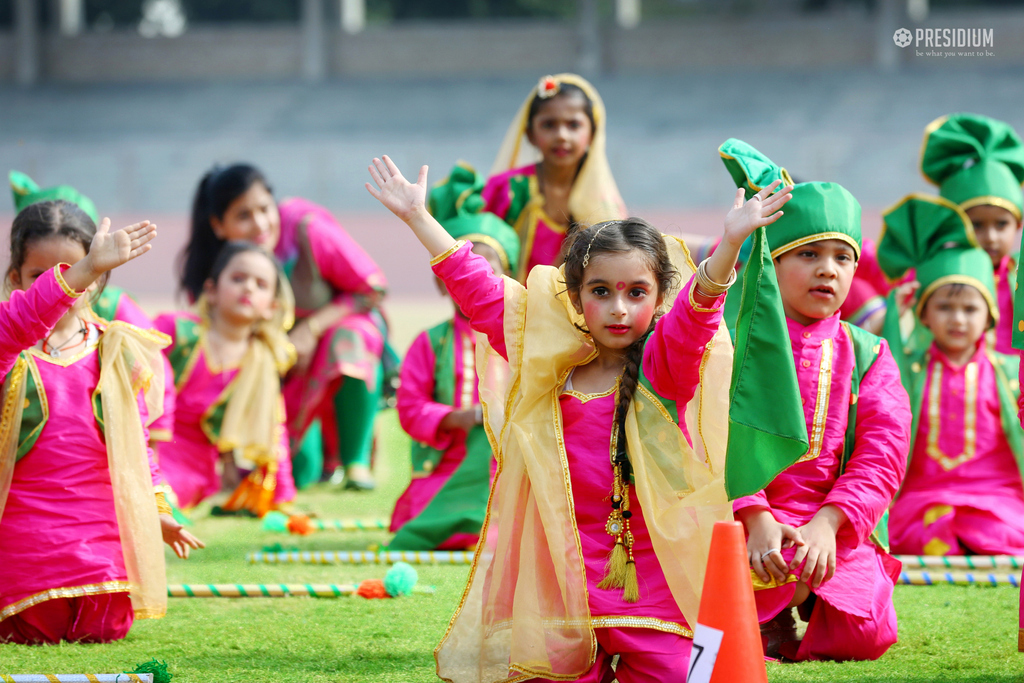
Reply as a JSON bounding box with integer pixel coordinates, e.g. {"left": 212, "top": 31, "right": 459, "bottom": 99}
{"left": 366, "top": 155, "right": 788, "bottom": 682}
{"left": 0, "top": 201, "right": 201, "bottom": 645}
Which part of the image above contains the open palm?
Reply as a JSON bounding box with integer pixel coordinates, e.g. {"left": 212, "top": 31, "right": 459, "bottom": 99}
{"left": 365, "top": 156, "right": 428, "bottom": 222}
{"left": 89, "top": 218, "right": 158, "bottom": 274}
{"left": 723, "top": 179, "right": 793, "bottom": 248}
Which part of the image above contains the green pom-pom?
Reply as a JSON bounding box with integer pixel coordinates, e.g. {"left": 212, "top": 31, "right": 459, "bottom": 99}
{"left": 383, "top": 562, "right": 418, "bottom": 597}
{"left": 261, "top": 510, "right": 289, "bottom": 533}
{"left": 127, "top": 658, "right": 173, "bottom": 683}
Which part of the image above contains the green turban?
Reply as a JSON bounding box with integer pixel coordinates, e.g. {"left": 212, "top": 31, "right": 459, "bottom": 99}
{"left": 921, "top": 113, "right": 1024, "bottom": 221}
{"left": 719, "top": 139, "right": 862, "bottom": 259}
{"left": 878, "top": 193, "right": 997, "bottom": 323}
{"left": 10, "top": 170, "right": 99, "bottom": 225}
{"left": 428, "top": 162, "right": 520, "bottom": 274}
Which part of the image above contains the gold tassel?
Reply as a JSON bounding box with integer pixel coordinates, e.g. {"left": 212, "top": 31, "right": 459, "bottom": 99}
{"left": 622, "top": 559, "right": 640, "bottom": 603}
{"left": 597, "top": 538, "right": 628, "bottom": 589}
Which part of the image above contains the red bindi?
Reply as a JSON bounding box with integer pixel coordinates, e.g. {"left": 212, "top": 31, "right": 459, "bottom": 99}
{"left": 616, "top": 282, "right": 626, "bottom": 290}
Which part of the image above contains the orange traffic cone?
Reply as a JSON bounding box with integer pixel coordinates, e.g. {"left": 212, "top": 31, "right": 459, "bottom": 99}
{"left": 687, "top": 520, "right": 768, "bottom": 683}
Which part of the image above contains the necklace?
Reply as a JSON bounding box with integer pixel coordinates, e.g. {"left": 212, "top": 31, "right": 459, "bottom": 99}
{"left": 43, "top": 318, "right": 88, "bottom": 358}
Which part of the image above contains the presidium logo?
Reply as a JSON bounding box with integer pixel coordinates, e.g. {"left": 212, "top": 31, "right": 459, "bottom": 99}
{"left": 893, "top": 26, "right": 994, "bottom": 56}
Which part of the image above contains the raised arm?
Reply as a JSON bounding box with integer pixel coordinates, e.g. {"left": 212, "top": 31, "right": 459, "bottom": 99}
{"left": 367, "top": 156, "right": 510, "bottom": 356}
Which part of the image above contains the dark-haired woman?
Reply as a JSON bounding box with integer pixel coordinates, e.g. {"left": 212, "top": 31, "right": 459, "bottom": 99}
{"left": 483, "top": 74, "right": 626, "bottom": 282}
{"left": 179, "top": 166, "right": 387, "bottom": 490}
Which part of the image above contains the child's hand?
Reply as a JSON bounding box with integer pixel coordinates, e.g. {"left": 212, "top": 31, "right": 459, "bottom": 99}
{"left": 893, "top": 280, "right": 920, "bottom": 317}
{"left": 366, "top": 156, "right": 428, "bottom": 223}
{"left": 722, "top": 180, "right": 793, "bottom": 249}
{"left": 738, "top": 507, "right": 804, "bottom": 584}
{"left": 63, "top": 219, "right": 158, "bottom": 293}
{"left": 790, "top": 504, "right": 846, "bottom": 589}
{"left": 159, "top": 514, "right": 205, "bottom": 559}
{"left": 87, "top": 218, "right": 157, "bottom": 275}
{"left": 440, "top": 407, "right": 479, "bottom": 434}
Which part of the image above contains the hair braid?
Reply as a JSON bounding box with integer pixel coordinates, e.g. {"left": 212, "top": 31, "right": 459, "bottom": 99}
{"left": 613, "top": 318, "right": 658, "bottom": 476}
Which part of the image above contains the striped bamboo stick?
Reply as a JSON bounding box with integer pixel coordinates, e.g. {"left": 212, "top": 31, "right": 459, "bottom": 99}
{"left": 0, "top": 676, "right": 152, "bottom": 683}
{"left": 246, "top": 550, "right": 475, "bottom": 565}
{"left": 166, "top": 583, "right": 435, "bottom": 597}
{"left": 895, "top": 554, "right": 1024, "bottom": 570}
{"left": 898, "top": 570, "right": 1020, "bottom": 587}
{"left": 310, "top": 518, "right": 390, "bottom": 532}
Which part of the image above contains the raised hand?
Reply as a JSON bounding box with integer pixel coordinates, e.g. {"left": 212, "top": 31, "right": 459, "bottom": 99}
{"left": 723, "top": 179, "right": 793, "bottom": 249}
{"left": 365, "top": 155, "right": 456, "bottom": 259}
{"left": 63, "top": 219, "right": 158, "bottom": 294}
{"left": 366, "top": 156, "right": 428, "bottom": 223}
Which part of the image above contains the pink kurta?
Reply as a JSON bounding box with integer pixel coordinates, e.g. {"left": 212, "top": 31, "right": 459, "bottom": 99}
{"left": 891, "top": 344, "right": 1024, "bottom": 555}
{"left": 994, "top": 255, "right": 1017, "bottom": 356}
{"left": 0, "top": 268, "right": 161, "bottom": 637}
{"left": 733, "top": 314, "right": 910, "bottom": 662}
{"left": 433, "top": 242, "right": 724, "bottom": 671}
{"left": 483, "top": 165, "right": 568, "bottom": 280}
{"left": 276, "top": 198, "right": 387, "bottom": 439}
{"left": 154, "top": 313, "right": 294, "bottom": 509}
{"left": 392, "top": 314, "right": 485, "bottom": 549}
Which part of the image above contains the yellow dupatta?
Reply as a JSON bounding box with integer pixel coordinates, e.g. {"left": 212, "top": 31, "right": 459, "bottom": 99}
{"left": 206, "top": 278, "right": 297, "bottom": 516}
{"left": 435, "top": 236, "right": 733, "bottom": 683}
{"left": 489, "top": 73, "right": 627, "bottom": 229}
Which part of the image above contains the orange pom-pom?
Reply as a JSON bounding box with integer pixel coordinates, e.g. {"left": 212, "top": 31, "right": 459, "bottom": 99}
{"left": 356, "top": 578, "right": 389, "bottom": 599}
{"left": 287, "top": 514, "right": 315, "bottom": 535}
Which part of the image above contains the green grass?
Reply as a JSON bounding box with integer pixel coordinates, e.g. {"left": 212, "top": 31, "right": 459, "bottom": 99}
{"left": 3, "top": 411, "right": 1024, "bottom": 681}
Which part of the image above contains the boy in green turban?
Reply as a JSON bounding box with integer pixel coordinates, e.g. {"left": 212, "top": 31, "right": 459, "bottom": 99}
{"left": 387, "top": 163, "right": 519, "bottom": 550}
{"left": 721, "top": 139, "right": 911, "bottom": 661}
{"left": 877, "top": 193, "right": 1024, "bottom": 563}
{"left": 921, "top": 113, "right": 1024, "bottom": 354}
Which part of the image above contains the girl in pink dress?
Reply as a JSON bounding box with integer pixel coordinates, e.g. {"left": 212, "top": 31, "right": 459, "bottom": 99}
{"left": 484, "top": 74, "right": 626, "bottom": 282}
{"left": 878, "top": 195, "right": 1024, "bottom": 557}
{"left": 720, "top": 139, "right": 911, "bottom": 663}
{"left": 157, "top": 241, "right": 296, "bottom": 516}
{"left": 366, "top": 155, "right": 783, "bottom": 682}
{"left": 180, "top": 165, "right": 387, "bottom": 490}
{"left": 0, "top": 201, "right": 202, "bottom": 645}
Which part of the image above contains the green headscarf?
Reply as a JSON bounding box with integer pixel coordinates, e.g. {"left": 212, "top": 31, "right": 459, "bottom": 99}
{"left": 921, "top": 113, "right": 1024, "bottom": 221}
{"left": 428, "top": 162, "right": 520, "bottom": 274}
{"left": 878, "top": 193, "right": 997, "bottom": 324}
{"left": 10, "top": 170, "right": 99, "bottom": 224}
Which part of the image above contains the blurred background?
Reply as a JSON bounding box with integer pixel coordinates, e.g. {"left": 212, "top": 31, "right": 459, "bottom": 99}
{"left": 1, "top": 0, "right": 1023, "bottom": 346}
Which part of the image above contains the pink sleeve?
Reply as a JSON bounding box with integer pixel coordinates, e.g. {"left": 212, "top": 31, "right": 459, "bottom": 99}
{"left": 397, "top": 330, "right": 455, "bottom": 451}
{"left": 134, "top": 387, "right": 163, "bottom": 487}
{"left": 273, "top": 406, "right": 296, "bottom": 504}
{"left": 642, "top": 274, "right": 725, "bottom": 408}
{"left": 1018, "top": 361, "right": 1024, "bottom": 428}
{"left": 306, "top": 210, "right": 387, "bottom": 295}
{"left": 0, "top": 265, "right": 82, "bottom": 377}
{"left": 431, "top": 243, "right": 509, "bottom": 360}
{"left": 732, "top": 490, "right": 772, "bottom": 515}
{"left": 822, "top": 342, "right": 910, "bottom": 545}
{"left": 482, "top": 172, "right": 512, "bottom": 222}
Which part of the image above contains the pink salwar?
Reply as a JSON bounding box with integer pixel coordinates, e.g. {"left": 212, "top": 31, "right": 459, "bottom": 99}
{"left": 890, "top": 343, "right": 1024, "bottom": 555}
{"left": 733, "top": 314, "right": 910, "bottom": 662}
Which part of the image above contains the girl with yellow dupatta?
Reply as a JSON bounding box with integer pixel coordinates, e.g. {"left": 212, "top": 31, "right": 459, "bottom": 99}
{"left": 0, "top": 201, "right": 203, "bottom": 645}
{"left": 483, "top": 74, "right": 626, "bottom": 282}
{"left": 368, "top": 156, "right": 789, "bottom": 682}
{"left": 155, "top": 241, "right": 297, "bottom": 516}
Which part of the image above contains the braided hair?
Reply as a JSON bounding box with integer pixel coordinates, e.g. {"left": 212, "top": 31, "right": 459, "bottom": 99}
{"left": 562, "top": 218, "right": 680, "bottom": 476}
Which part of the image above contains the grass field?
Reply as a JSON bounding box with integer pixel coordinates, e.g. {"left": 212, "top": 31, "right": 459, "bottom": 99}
{"left": 2, "top": 411, "right": 1024, "bottom": 682}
